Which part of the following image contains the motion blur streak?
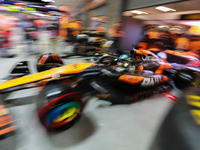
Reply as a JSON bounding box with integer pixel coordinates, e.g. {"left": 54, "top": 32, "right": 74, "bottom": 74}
{"left": 1, "top": 0, "right": 200, "bottom": 150}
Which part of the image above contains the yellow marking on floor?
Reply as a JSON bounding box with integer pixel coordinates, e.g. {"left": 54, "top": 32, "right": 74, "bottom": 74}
{"left": 186, "top": 95, "right": 200, "bottom": 108}
{"left": 190, "top": 110, "right": 200, "bottom": 125}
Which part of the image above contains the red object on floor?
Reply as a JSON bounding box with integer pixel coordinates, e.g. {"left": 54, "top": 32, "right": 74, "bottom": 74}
{"left": 161, "top": 92, "right": 178, "bottom": 102}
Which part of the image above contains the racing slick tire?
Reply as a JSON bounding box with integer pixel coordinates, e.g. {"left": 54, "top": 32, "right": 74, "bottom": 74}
{"left": 35, "top": 80, "right": 84, "bottom": 132}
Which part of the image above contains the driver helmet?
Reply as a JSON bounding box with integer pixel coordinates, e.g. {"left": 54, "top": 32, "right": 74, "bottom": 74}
{"left": 117, "top": 55, "right": 129, "bottom": 67}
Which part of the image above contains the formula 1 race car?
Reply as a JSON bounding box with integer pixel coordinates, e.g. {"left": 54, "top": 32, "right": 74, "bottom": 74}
{"left": 96, "top": 47, "right": 200, "bottom": 89}
{"left": 0, "top": 52, "right": 171, "bottom": 132}
{"left": 35, "top": 49, "right": 200, "bottom": 131}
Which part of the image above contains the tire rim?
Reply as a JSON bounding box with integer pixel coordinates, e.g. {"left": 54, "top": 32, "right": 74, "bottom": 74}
{"left": 46, "top": 101, "right": 81, "bottom": 127}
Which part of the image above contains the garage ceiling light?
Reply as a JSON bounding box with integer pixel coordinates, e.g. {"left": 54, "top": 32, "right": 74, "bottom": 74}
{"left": 131, "top": 10, "right": 148, "bottom": 15}
{"left": 156, "top": 6, "right": 176, "bottom": 12}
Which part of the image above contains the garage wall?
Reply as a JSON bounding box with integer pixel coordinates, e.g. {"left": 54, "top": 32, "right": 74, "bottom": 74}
{"left": 93, "top": 4, "right": 108, "bottom": 16}
{"left": 78, "top": 12, "right": 86, "bottom": 20}
{"left": 107, "top": 0, "right": 123, "bottom": 29}
{"left": 77, "top": 12, "right": 87, "bottom": 27}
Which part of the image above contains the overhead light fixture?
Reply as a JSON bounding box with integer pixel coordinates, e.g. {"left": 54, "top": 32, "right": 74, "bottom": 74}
{"left": 156, "top": 6, "right": 176, "bottom": 12}
{"left": 131, "top": 10, "right": 148, "bottom": 15}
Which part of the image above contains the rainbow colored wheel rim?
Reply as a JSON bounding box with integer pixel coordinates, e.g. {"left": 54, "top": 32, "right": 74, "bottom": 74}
{"left": 45, "top": 101, "right": 81, "bottom": 128}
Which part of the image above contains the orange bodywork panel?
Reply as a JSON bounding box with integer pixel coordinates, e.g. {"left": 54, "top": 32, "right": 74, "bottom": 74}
{"left": 118, "top": 75, "right": 144, "bottom": 85}
{"left": 155, "top": 63, "right": 173, "bottom": 75}
{"left": 0, "top": 62, "right": 94, "bottom": 90}
{"left": 164, "top": 50, "right": 174, "bottom": 54}
{"left": 161, "top": 76, "right": 168, "bottom": 83}
{"left": 138, "top": 42, "right": 148, "bottom": 50}
{"left": 164, "top": 50, "right": 199, "bottom": 59}
{"left": 136, "top": 50, "right": 150, "bottom": 55}
{"left": 183, "top": 52, "right": 200, "bottom": 59}
{"left": 148, "top": 48, "right": 160, "bottom": 52}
